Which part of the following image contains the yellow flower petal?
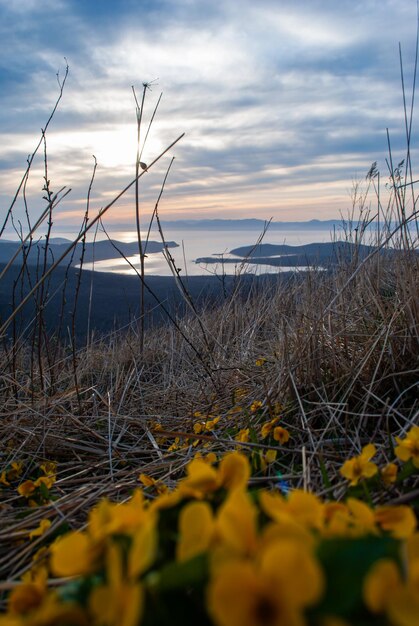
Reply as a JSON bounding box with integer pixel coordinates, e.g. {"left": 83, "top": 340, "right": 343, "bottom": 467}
{"left": 261, "top": 540, "right": 324, "bottom": 607}
{"left": 363, "top": 559, "right": 402, "bottom": 613}
{"left": 218, "top": 452, "right": 250, "bottom": 491}
{"left": 50, "top": 531, "right": 96, "bottom": 577}
{"left": 176, "top": 501, "right": 214, "bottom": 562}
{"left": 128, "top": 517, "right": 157, "bottom": 577}
{"left": 374, "top": 505, "right": 417, "bottom": 539}
{"left": 216, "top": 489, "right": 258, "bottom": 557}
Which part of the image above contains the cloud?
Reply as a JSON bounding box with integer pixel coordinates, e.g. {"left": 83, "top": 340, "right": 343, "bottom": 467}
{"left": 0, "top": 0, "right": 418, "bottom": 235}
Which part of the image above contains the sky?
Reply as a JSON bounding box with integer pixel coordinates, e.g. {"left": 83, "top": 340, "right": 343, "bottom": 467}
{"left": 0, "top": 0, "right": 418, "bottom": 237}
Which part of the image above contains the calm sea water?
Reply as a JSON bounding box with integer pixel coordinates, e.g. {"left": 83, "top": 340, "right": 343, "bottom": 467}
{"left": 80, "top": 226, "right": 346, "bottom": 276}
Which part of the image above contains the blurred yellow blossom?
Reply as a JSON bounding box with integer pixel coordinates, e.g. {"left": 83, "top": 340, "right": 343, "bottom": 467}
{"left": 364, "top": 559, "right": 403, "bottom": 614}
{"left": 8, "top": 569, "right": 47, "bottom": 615}
{"left": 260, "top": 489, "right": 324, "bottom": 532}
{"left": 89, "top": 543, "right": 143, "bottom": 626}
{"left": 215, "top": 488, "right": 258, "bottom": 561}
{"left": 395, "top": 426, "right": 419, "bottom": 468}
{"left": 339, "top": 443, "right": 378, "bottom": 486}
{"left": 374, "top": 505, "right": 417, "bottom": 539}
{"left": 208, "top": 540, "right": 324, "bottom": 626}
{"left": 50, "top": 531, "right": 97, "bottom": 577}
{"left": 363, "top": 555, "right": 419, "bottom": 626}
{"left": 177, "top": 501, "right": 215, "bottom": 562}
{"left": 381, "top": 462, "right": 398, "bottom": 484}
{"left": 179, "top": 452, "right": 250, "bottom": 498}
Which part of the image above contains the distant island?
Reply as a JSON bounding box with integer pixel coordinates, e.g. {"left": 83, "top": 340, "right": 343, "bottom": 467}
{"left": 0, "top": 238, "right": 178, "bottom": 266}
{"left": 195, "top": 241, "right": 403, "bottom": 268}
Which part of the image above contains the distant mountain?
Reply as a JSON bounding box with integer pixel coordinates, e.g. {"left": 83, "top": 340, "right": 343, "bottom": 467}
{"left": 0, "top": 239, "right": 178, "bottom": 266}
{"left": 160, "top": 219, "right": 345, "bottom": 230}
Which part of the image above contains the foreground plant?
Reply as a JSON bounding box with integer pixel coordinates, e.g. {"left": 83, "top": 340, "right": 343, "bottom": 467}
{"left": 0, "top": 451, "right": 417, "bottom": 626}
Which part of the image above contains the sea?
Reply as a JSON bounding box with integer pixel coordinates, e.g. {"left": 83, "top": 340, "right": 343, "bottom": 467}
{"left": 80, "top": 225, "right": 347, "bottom": 277}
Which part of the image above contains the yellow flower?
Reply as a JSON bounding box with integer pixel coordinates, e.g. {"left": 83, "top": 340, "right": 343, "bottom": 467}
{"left": 234, "top": 388, "right": 248, "bottom": 400}
{"left": 7, "top": 461, "right": 24, "bottom": 481}
{"left": 364, "top": 537, "right": 419, "bottom": 626}
{"left": 138, "top": 474, "right": 167, "bottom": 494}
{"left": 203, "top": 452, "right": 218, "bottom": 464}
{"left": 273, "top": 427, "right": 290, "bottom": 444}
{"left": 28, "top": 519, "right": 51, "bottom": 540}
{"left": 363, "top": 559, "right": 402, "bottom": 614}
{"left": 179, "top": 458, "right": 219, "bottom": 496}
{"left": 89, "top": 490, "right": 155, "bottom": 540}
{"left": 339, "top": 443, "right": 378, "bottom": 486}
{"left": 395, "top": 426, "right": 419, "bottom": 468}
{"left": 39, "top": 461, "right": 57, "bottom": 476}
{"left": 207, "top": 540, "right": 324, "bottom": 626}
{"left": 235, "top": 428, "right": 250, "bottom": 443}
{"left": 250, "top": 400, "right": 263, "bottom": 413}
{"left": 179, "top": 452, "right": 250, "bottom": 497}
{"left": 177, "top": 501, "right": 215, "bottom": 562}
{"left": 89, "top": 543, "right": 143, "bottom": 626}
{"left": 374, "top": 505, "right": 417, "bottom": 539}
{"left": 218, "top": 452, "right": 250, "bottom": 491}
{"left": 193, "top": 422, "right": 204, "bottom": 434}
{"left": 346, "top": 498, "right": 377, "bottom": 535}
{"left": 138, "top": 473, "right": 155, "bottom": 488}
{"left": 34, "top": 475, "right": 55, "bottom": 490}
{"left": 50, "top": 531, "right": 97, "bottom": 577}
{"left": 206, "top": 416, "right": 221, "bottom": 430}
{"left": 0, "top": 470, "right": 10, "bottom": 486}
{"left": 8, "top": 569, "right": 47, "bottom": 615}
{"left": 260, "top": 418, "right": 279, "bottom": 439}
{"left": 17, "top": 480, "right": 36, "bottom": 498}
{"left": 167, "top": 436, "right": 181, "bottom": 452}
{"left": 255, "top": 358, "right": 266, "bottom": 366}
{"left": 260, "top": 489, "right": 324, "bottom": 532}
{"left": 381, "top": 462, "right": 398, "bottom": 484}
{"left": 9, "top": 591, "right": 87, "bottom": 625}
{"left": 265, "top": 449, "right": 278, "bottom": 465}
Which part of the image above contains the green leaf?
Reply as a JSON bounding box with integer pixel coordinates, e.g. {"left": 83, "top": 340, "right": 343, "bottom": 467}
{"left": 38, "top": 481, "right": 50, "bottom": 500}
{"left": 316, "top": 536, "right": 402, "bottom": 618}
{"left": 153, "top": 554, "right": 208, "bottom": 592}
{"left": 318, "top": 454, "right": 332, "bottom": 489}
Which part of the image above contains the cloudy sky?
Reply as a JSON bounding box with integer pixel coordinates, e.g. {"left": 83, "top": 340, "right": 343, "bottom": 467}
{"left": 0, "top": 0, "right": 418, "bottom": 236}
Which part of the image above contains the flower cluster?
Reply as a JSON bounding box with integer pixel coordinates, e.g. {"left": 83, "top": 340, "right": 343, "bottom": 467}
{"left": 0, "top": 460, "right": 57, "bottom": 506}
{"left": 1, "top": 451, "right": 417, "bottom": 626}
